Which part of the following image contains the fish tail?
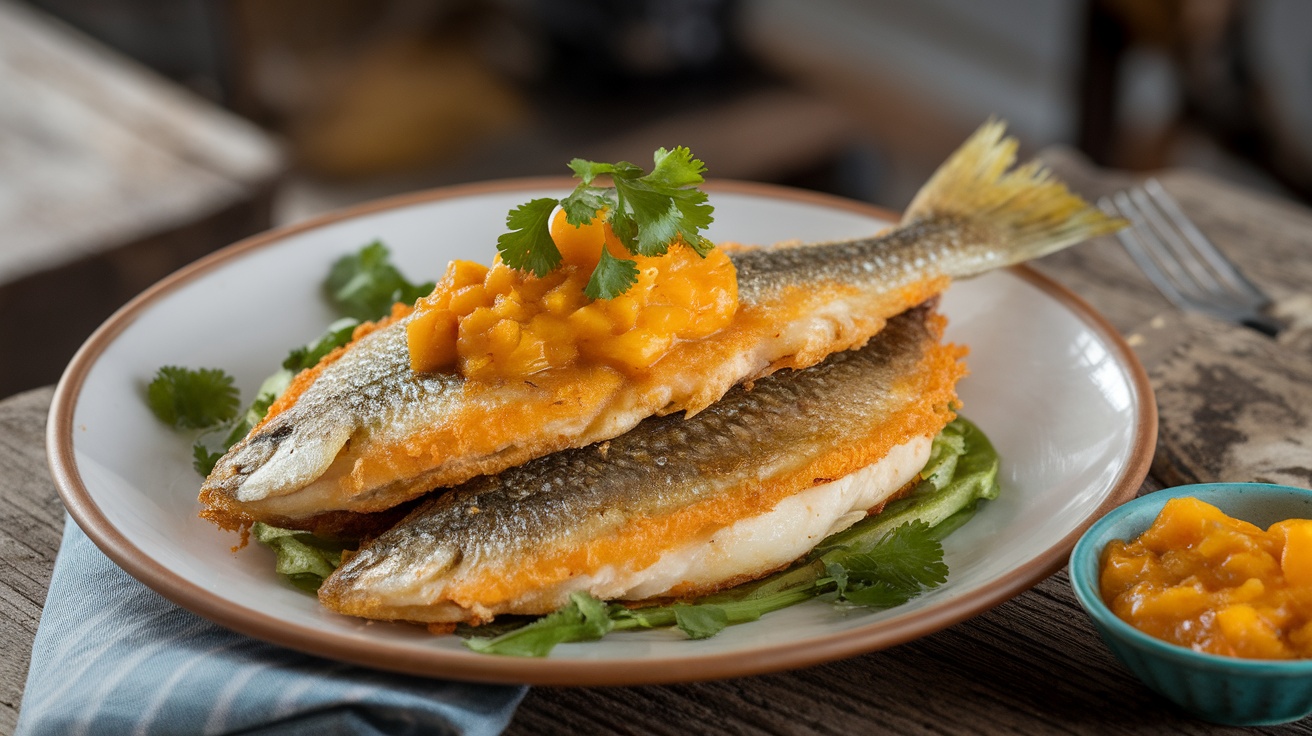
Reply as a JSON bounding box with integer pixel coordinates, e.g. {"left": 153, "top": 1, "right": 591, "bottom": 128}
{"left": 903, "top": 119, "right": 1126, "bottom": 270}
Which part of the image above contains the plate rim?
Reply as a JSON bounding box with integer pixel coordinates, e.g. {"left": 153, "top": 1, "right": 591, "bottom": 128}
{"left": 46, "top": 178, "right": 1158, "bottom": 686}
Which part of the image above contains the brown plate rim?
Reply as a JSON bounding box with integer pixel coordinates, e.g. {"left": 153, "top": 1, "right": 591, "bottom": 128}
{"left": 47, "top": 178, "right": 1157, "bottom": 686}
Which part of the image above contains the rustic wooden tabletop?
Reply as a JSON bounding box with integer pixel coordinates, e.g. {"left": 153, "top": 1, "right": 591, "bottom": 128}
{"left": 3, "top": 154, "right": 1311, "bottom": 734}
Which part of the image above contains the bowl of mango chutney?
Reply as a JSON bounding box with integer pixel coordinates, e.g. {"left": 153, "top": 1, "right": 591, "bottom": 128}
{"left": 1070, "top": 483, "right": 1312, "bottom": 726}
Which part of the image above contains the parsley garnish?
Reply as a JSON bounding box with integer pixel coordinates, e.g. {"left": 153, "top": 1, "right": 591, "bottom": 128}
{"left": 496, "top": 146, "right": 715, "bottom": 299}
{"left": 146, "top": 366, "right": 240, "bottom": 430}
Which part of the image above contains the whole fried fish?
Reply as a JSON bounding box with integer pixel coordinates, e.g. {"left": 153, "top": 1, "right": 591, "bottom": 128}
{"left": 201, "top": 121, "right": 1120, "bottom": 533}
{"left": 319, "top": 304, "right": 963, "bottom": 623}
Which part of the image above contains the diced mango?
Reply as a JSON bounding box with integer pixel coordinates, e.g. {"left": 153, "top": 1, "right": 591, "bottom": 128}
{"left": 592, "top": 328, "right": 673, "bottom": 371}
{"left": 486, "top": 319, "right": 522, "bottom": 355}
{"left": 1276, "top": 520, "right": 1312, "bottom": 585}
{"left": 638, "top": 305, "right": 692, "bottom": 333}
{"left": 567, "top": 304, "right": 613, "bottom": 340}
{"left": 447, "top": 259, "right": 489, "bottom": 290}
{"left": 406, "top": 307, "right": 458, "bottom": 373}
{"left": 448, "top": 284, "right": 488, "bottom": 317}
{"left": 550, "top": 208, "right": 607, "bottom": 268}
{"left": 483, "top": 262, "right": 517, "bottom": 296}
{"left": 404, "top": 218, "right": 737, "bottom": 381}
{"left": 1101, "top": 497, "right": 1312, "bottom": 660}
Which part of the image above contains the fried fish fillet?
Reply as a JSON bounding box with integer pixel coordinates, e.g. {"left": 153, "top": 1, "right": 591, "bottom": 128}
{"left": 201, "top": 121, "right": 1119, "bottom": 533}
{"left": 318, "top": 303, "right": 964, "bottom": 623}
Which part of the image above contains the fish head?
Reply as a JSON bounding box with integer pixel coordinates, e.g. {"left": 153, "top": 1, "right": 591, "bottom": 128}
{"left": 319, "top": 523, "right": 473, "bottom": 623}
{"left": 203, "top": 411, "right": 354, "bottom": 503}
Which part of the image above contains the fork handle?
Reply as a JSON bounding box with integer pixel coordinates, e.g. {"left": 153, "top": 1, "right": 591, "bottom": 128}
{"left": 1241, "top": 313, "right": 1283, "bottom": 337}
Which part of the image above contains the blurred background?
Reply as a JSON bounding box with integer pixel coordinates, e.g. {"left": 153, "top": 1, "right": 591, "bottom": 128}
{"left": 2, "top": 0, "right": 1311, "bottom": 398}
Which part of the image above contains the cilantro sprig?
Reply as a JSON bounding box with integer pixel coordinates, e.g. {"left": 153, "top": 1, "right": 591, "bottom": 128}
{"left": 147, "top": 367, "right": 240, "bottom": 430}
{"left": 325, "top": 240, "right": 434, "bottom": 321}
{"left": 496, "top": 147, "right": 715, "bottom": 299}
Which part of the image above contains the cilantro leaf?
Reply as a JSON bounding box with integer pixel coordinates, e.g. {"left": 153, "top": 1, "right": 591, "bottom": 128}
{"left": 605, "top": 147, "right": 713, "bottom": 258}
{"left": 496, "top": 198, "right": 562, "bottom": 277}
{"left": 584, "top": 248, "right": 640, "bottom": 300}
{"left": 251, "top": 522, "right": 347, "bottom": 593}
{"left": 147, "top": 366, "right": 240, "bottom": 429}
{"left": 192, "top": 443, "right": 225, "bottom": 476}
{"left": 839, "top": 521, "right": 948, "bottom": 591}
{"left": 673, "top": 604, "right": 729, "bottom": 640}
{"left": 283, "top": 317, "right": 360, "bottom": 373}
{"left": 325, "top": 241, "right": 434, "bottom": 321}
{"left": 465, "top": 591, "right": 615, "bottom": 656}
{"left": 609, "top": 181, "right": 680, "bottom": 256}
{"left": 560, "top": 185, "right": 614, "bottom": 227}
{"left": 840, "top": 581, "right": 920, "bottom": 609}
{"left": 568, "top": 158, "right": 640, "bottom": 185}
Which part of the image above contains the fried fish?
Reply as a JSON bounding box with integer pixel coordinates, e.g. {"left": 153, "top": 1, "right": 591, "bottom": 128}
{"left": 319, "top": 303, "right": 963, "bottom": 623}
{"left": 200, "top": 121, "right": 1119, "bottom": 533}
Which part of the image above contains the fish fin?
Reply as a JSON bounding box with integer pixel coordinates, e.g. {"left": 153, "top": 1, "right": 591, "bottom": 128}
{"left": 903, "top": 119, "right": 1126, "bottom": 267}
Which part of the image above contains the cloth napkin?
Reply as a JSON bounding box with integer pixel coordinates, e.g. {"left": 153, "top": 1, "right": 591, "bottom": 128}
{"left": 15, "top": 518, "right": 526, "bottom": 736}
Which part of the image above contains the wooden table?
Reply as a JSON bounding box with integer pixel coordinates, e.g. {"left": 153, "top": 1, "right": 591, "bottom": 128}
{"left": 4, "top": 156, "right": 1312, "bottom": 734}
{"left": 0, "top": 1, "right": 283, "bottom": 398}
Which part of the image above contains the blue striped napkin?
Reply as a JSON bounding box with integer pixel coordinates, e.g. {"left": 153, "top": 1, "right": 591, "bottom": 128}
{"left": 16, "top": 518, "right": 526, "bottom": 735}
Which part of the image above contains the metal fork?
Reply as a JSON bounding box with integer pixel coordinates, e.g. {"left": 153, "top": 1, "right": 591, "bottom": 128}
{"left": 1099, "top": 178, "right": 1282, "bottom": 336}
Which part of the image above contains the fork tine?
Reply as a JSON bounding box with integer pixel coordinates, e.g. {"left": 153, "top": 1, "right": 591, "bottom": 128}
{"left": 1103, "top": 183, "right": 1282, "bottom": 336}
{"left": 1143, "top": 179, "right": 1271, "bottom": 308}
{"left": 1101, "top": 194, "right": 1205, "bottom": 312}
{"left": 1126, "top": 187, "right": 1235, "bottom": 304}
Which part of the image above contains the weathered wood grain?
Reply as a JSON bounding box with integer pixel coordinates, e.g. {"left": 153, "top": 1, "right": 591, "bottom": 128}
{"left": 1132, "top": 311, "right": 1312, "bottom": 488}
{"left": 0, "top": 388, "right": 62, "bottom": 735}
{"left": 0, "top": 1, "right": 280, "bottom": 282}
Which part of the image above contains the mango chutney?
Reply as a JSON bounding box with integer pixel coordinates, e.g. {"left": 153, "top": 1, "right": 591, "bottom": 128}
{"left": 1100, "top": 496, "right": 1312, "bottom": 659}
{"left": 406, "top": 209, "right": 738, "bottom": 380}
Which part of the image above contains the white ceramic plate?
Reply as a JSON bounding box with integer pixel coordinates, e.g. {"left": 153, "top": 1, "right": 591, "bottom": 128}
{"left": 49, "top": 180, "right": 1155, "bottom": 686}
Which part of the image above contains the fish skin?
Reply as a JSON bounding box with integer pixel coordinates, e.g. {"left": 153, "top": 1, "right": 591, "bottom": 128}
{"left": 200, "top": 120, "right": 1122, "bottom": 531}
{"left": 732, "top": 218, "right": 987, "bottom": 303}
{"left": 318, "top": 304, "right": 962, "bottom": 623}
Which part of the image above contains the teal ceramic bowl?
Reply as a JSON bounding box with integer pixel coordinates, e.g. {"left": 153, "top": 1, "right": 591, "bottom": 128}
{"left": 1070, "top": 482, "right": 1312, "bottom": 726}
